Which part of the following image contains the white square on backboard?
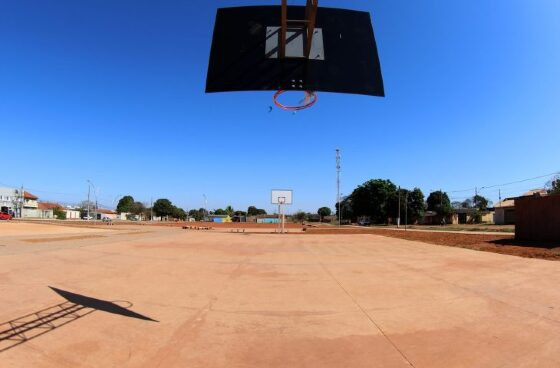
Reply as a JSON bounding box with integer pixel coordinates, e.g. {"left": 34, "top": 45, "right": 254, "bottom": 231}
{"left": 265, "top": 27, "right": 325, "bottom": 60}
{"left": 271, "top": 190, "right": 293, "bottom": 205}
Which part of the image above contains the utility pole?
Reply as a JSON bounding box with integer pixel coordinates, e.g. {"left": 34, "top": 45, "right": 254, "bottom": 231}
{"left": 499, "top": 189, "right": 501, "bottom": 203}
{"left": 397, "top": 186, "right": 401, "bottom": 228}
{"left": 87, "top": 180, "right": 97, "bottom": 222}
{"left": 336, "top": 148, "right": 341, "bottom": 227}
{"left": 20, "top": 185, "right": 24, "bottom": 218}
{"left": 440, "top": 188, "right": 443, "bottom": 225}
{"left": 203, "top": 194, "right": 208, "bottom": 222}
{"left": 150, "top": 197, "right": 153, "bottom": 221}
{"left": 474, "top": 187, "right": 478, "bottom": 208}
{"left": 405, "top": 191, "right": 408, "bottom": 231}
{"left": 87, "top": 182, "right": 91, "bottom": 221}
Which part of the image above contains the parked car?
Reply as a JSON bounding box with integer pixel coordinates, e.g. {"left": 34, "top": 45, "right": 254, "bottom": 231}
{"left": 82, "top": 216, "right": 93, "bottom": 220}
{"left": 357, "top": 217, "right": 371, "bottom": 226}
{"left": 0, "top": 212, "right": 13, "bottom": 220}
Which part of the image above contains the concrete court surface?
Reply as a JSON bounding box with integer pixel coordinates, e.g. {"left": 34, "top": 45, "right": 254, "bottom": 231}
{"left": 1, "top": 223, "right": 559, "bottom": 367}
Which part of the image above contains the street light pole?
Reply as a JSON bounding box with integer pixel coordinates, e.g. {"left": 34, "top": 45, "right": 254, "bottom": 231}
{"left": 405, "top": 191, "right": 408, "bottom": 231}
{"left": 86, "top": 180, "right": 91, "bottom": 221}
{"left": 203, "top": 194, "right": 208, "bottom": 222}
{"left": 397, "top": 186, "right": 401, "bottom": 228}
{"left": 336, "top": 148, "right": 341, "bottom": 227}
{"left": 87, "top": 180, "right": 97, "bottom": 222}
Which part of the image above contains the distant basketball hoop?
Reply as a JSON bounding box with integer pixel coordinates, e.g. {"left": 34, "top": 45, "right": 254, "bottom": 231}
{"left": 271, "top": 189, "right": 293, "bottom": 233}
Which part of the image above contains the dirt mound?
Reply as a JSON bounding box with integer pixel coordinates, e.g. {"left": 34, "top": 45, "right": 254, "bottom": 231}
{"left": 305, "top": 227, "right": 560, "bottom": 260}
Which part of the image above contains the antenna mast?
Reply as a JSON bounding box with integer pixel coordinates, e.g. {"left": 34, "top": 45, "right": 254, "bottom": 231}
{"left": 336, "top": 148, "right": 341, "bottom": 226}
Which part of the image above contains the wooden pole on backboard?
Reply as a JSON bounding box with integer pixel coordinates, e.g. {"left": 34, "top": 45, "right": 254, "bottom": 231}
{"left": 280, "top": 0, "right": 287, "bottom": 59}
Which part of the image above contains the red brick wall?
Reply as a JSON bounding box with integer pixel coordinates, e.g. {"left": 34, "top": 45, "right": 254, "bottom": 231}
{"left": 515, "top": 195, "right": 560, "bottom": 242}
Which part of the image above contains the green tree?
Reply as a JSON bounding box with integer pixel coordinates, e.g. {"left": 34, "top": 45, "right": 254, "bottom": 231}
{"left": 349, "top": 179, "right": 398, "bottom": 224}
{"left": 336, "top": 197, "right": 353, "bottom": 221}
{"left": 247, "top": 206, "right": 267, "bottom": 216}
{"left": 426, "top": 191, "right": 452, "bottom": 217}
{"left": 53, "top": 207, "right": 66, "bottom": 220}
{"left": 406, "top": 188, "right": 426, "bottom": 224}
{"left": 172, "top": 206, "right": 187, "bottom": 220}
{"left": 116, "top": 195, "right": 135, "bottom": 214}
{"left": 225, "top": 205, "right": 234, "bottom": 216}
{"left": 247, "top": 206, "right": 259, "bottom": 216}
{"left": 213, "top": 208, "right": 226, "bottom": 215}
{"left": 546, "top": 176, "right": 560, "bottom": 195}
{"left": 153, "top": 199, "right": 174, "bottom": 219}
{"left": 130, "top": 202, "right": 146, "bottom": 216}
{"left": 293, "top": 211, "right": 307, "bottom": 223}
{"left": 189, "top": 208, "right": 205, "bottom": 221}
{"left": 473, "top": 195, "right": 491, "bottom": 210}
{"left": 317, "top": 207, "right": 332, "bottom": 221}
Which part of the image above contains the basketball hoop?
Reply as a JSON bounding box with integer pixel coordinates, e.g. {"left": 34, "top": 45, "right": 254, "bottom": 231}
{"left": 273, "top": 90, "right": 318, "bottom": 111}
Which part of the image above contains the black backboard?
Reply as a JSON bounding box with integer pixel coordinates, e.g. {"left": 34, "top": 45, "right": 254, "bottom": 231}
{"left": 206, "top": 6, "right": 385, "bottom": 97}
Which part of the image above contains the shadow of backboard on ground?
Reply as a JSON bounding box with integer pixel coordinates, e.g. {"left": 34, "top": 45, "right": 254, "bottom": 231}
{"left": 0, "top": 287, "right": 157, "bottom": 353}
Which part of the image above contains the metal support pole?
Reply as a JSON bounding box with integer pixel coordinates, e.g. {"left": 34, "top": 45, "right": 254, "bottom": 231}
{"left": 336, "top": 148, "right": 341, "bottom": 227}
{"left": 405, "top": 192, "right": 408, "bottom": 231}
{"left": 87, "top": 183, "right": 91, "bottom": 221}
{"left": 282, "top": 204, "right": 285, "bottom": 234}
{"left": 278, "top": 204, "right": 281, "bottom": 233}
{"left": 20, "top": 185, "right": 24, "bottom": 219}
{"left": 475, "top": 187, "right": 478, "bottom": 208}
{"left": 397, "top": 186, "right": 401, "bottom": 228}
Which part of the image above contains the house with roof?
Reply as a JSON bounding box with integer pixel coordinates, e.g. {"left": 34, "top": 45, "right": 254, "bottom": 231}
{"left": 22, "top": 191, "right": 40, "bottom": 218}
{"left": 0, "top": 187, "right": 41, "bottom": 218}
{"left": 37, "top": 202, "right": 80, "bottom": 219}
{"left": 494, "top": 189, "right": 548, "bottom": 225}
{"left": 0, "top": 187, "right": 18, "bottom": 215}
{"left": 95, "top": 209, "right": 118, "bottom": 220}
{"left": 38, "top": 202, "right": 62, "bottom": 219}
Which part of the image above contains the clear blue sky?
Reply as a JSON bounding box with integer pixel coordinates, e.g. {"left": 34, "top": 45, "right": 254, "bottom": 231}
{"left": 1, "top": 0, "right": 559, "bottom": 212}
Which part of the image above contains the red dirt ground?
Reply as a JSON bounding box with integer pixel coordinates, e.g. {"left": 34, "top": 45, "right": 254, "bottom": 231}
{"left": 305, "top": 227, "right": 560, "bottom": 261}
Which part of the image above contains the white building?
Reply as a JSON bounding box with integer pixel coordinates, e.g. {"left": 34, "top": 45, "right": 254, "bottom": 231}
{"left": 0, "top": 187, "right": 40, "bottom": 217}
{"left": 0, "top": 187, "right": 18, "bottom": 215}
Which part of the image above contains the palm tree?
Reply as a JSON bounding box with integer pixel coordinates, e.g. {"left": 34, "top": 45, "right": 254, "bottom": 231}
{"left": 225, "top": 205, "right": 234, "bottom": 216}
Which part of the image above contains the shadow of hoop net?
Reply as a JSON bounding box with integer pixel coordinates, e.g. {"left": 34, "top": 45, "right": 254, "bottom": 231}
{"left": 0, "top": 287, "right": 156, "bottom": 353}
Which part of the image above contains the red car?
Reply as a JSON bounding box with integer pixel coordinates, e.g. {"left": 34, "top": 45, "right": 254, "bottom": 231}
{"left": 0, "top": 212, "right": 13, "bottom": 220}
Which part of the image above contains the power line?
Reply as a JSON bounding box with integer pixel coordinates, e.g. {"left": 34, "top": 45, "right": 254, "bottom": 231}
{"left": 444, "top": 171, "right": 559, "bottom": 194}
{"left": 480, "top": 172, "right": 559, "bottom": 190}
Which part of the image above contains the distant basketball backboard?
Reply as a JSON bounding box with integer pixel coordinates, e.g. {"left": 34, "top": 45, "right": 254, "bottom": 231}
{"left": 206, "top": 5, "right": 385, "bottom": 97}
{"left": 271, "top": 189, "right": 293, "bottom": 205}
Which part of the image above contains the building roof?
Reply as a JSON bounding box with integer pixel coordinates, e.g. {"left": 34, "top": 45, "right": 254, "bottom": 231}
{"left": 494, "top": 199, "right": 515, "bottom": 209}
{"left": 453, "top": 208, "right": 478, "bottom": 214}
{"left": 38, "top": 202, "right": 63, "bottom": 210}
{"left": 522, "top": 188, "right": 548, "bottom": 197}
{"left": 96, "top": 208, "right": 116, "bottom": 214}
{"left": 255, "top": 214, "right": 277, "bottom": 219}
{"left": 24, "top": 191, "right": 38, "bottom": 200}
{"left": 496, "top": 189, "right": 548, "bottom": 209}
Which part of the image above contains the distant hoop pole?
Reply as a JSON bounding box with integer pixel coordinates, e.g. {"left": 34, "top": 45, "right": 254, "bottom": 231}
{"left": 273, "top": 90, "right": 318, "bottom": 111}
